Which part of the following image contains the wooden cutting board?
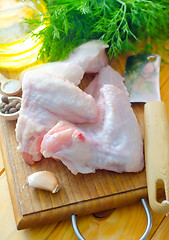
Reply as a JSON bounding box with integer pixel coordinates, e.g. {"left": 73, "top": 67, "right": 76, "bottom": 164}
{"left": 0, "top": 56, "right": 148, "bottom": 230}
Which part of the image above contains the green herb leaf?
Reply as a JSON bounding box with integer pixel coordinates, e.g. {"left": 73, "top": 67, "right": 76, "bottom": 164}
{"left": 25, "top": 0, "right": 169, "bottom": 62}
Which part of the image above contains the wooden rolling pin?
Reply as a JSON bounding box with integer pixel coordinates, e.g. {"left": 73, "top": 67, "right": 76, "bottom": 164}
{"left": 144, "top": 101, "right": 169, "bottom": 213}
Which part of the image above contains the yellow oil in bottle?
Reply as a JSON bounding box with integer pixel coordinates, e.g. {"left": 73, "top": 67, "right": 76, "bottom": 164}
{"left": 0, "top": 0, "right": 46, "bottom": 70}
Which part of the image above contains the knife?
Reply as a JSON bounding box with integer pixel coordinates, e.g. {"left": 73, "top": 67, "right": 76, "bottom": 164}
{"left": 124, "top": 54, "right": 169, "bottom": 214}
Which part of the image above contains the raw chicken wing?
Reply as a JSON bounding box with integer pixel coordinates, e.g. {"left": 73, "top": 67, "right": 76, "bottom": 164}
{"left": 41, "top": 66, "right": 144, "bottom": 174}
{"left": 20, "top": 61, "right": 84, "bottom": 86}
{"left": 16, "top": 71, "right": 97, "bottom": 165}
{"left": 20, "top": 40, "right": 109, "bottom": 86}
{"left": 67, "top": 40, "right": 109, "bottom": 73}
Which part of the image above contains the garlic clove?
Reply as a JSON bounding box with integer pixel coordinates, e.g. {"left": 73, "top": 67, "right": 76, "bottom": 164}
{"left": 27, "top": 171, "right": 60, "bottom": 193}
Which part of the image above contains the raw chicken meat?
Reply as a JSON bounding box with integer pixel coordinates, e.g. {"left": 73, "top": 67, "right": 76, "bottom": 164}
{"left": 21, "top": 61, "right": 84, "bottom": 86}
{"left": 67, "top": 40, "right": 109, "bottom": 73}
{"left": 16, "top": 40, "right": 109, "bottom": 165}
{"left": 20, "top": 40, "right": 109, "bottom": 86}
{"left": 16, "top": 71, "right": 97, "bottom": 165}
{"left": 41, "top": 66, "right": 144, "bottom": 174}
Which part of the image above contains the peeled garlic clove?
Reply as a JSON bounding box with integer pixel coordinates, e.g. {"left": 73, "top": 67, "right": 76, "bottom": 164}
{"left": 27, "top": 171, "right": 60, "bottom": 193}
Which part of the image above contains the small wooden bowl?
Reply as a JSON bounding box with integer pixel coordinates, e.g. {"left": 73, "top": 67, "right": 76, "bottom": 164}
{"left": 0, "top": 96, "right": 21, "bottom": 121}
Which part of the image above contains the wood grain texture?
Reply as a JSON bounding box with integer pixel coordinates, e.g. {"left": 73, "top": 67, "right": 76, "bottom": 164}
{"left": 0, "top": 173, "right": 58, "bottom": 240}
{"left": 0, "top": 147, "right": 4, "bottom": 175}
{"left": 0, "top": 169, "right": 165, "bottom": 240}
{"left": 144, "top": 101, "right": 169, "bottom": 213}
{"left": 0, "top": 55, "right": 148, "bottom": 230}
{"left": 46, "top": 202, "right": 165, "bottom": 240}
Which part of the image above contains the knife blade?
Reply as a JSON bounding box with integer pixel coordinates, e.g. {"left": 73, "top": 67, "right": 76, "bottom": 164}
{"left": 124, "top": 54, "right": 161, "bottom": 103}
{"left": 124, "top": 54, "right": 169, "bottom": 214}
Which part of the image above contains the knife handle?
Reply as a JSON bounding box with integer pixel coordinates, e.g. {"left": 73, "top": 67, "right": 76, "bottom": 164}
{"left": 144, "top": 101, "right": 169, "bottom": 214}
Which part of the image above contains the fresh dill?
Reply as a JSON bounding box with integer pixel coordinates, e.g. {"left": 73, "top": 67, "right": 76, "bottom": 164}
{"left": 26, "top": 0, "right": 169, "bottom": 62}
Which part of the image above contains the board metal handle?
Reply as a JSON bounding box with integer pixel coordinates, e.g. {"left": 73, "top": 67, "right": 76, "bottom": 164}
{"left": 71, "top": 198, "right": 152, "bottom": 240}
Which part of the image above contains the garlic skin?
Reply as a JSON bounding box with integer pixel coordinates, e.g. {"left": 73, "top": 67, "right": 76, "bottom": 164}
{"left": 27, "top": 171, "right": 60, "bottom": 193}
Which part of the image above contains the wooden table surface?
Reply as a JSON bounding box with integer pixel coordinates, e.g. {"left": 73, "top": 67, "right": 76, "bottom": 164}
{"left": 0, "top": 1, "right": 169, "bottom": 235}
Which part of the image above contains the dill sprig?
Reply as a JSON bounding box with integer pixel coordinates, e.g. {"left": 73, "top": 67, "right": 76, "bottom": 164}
{"left": 26, "top": 0, "right": 169, "bottom": 62}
